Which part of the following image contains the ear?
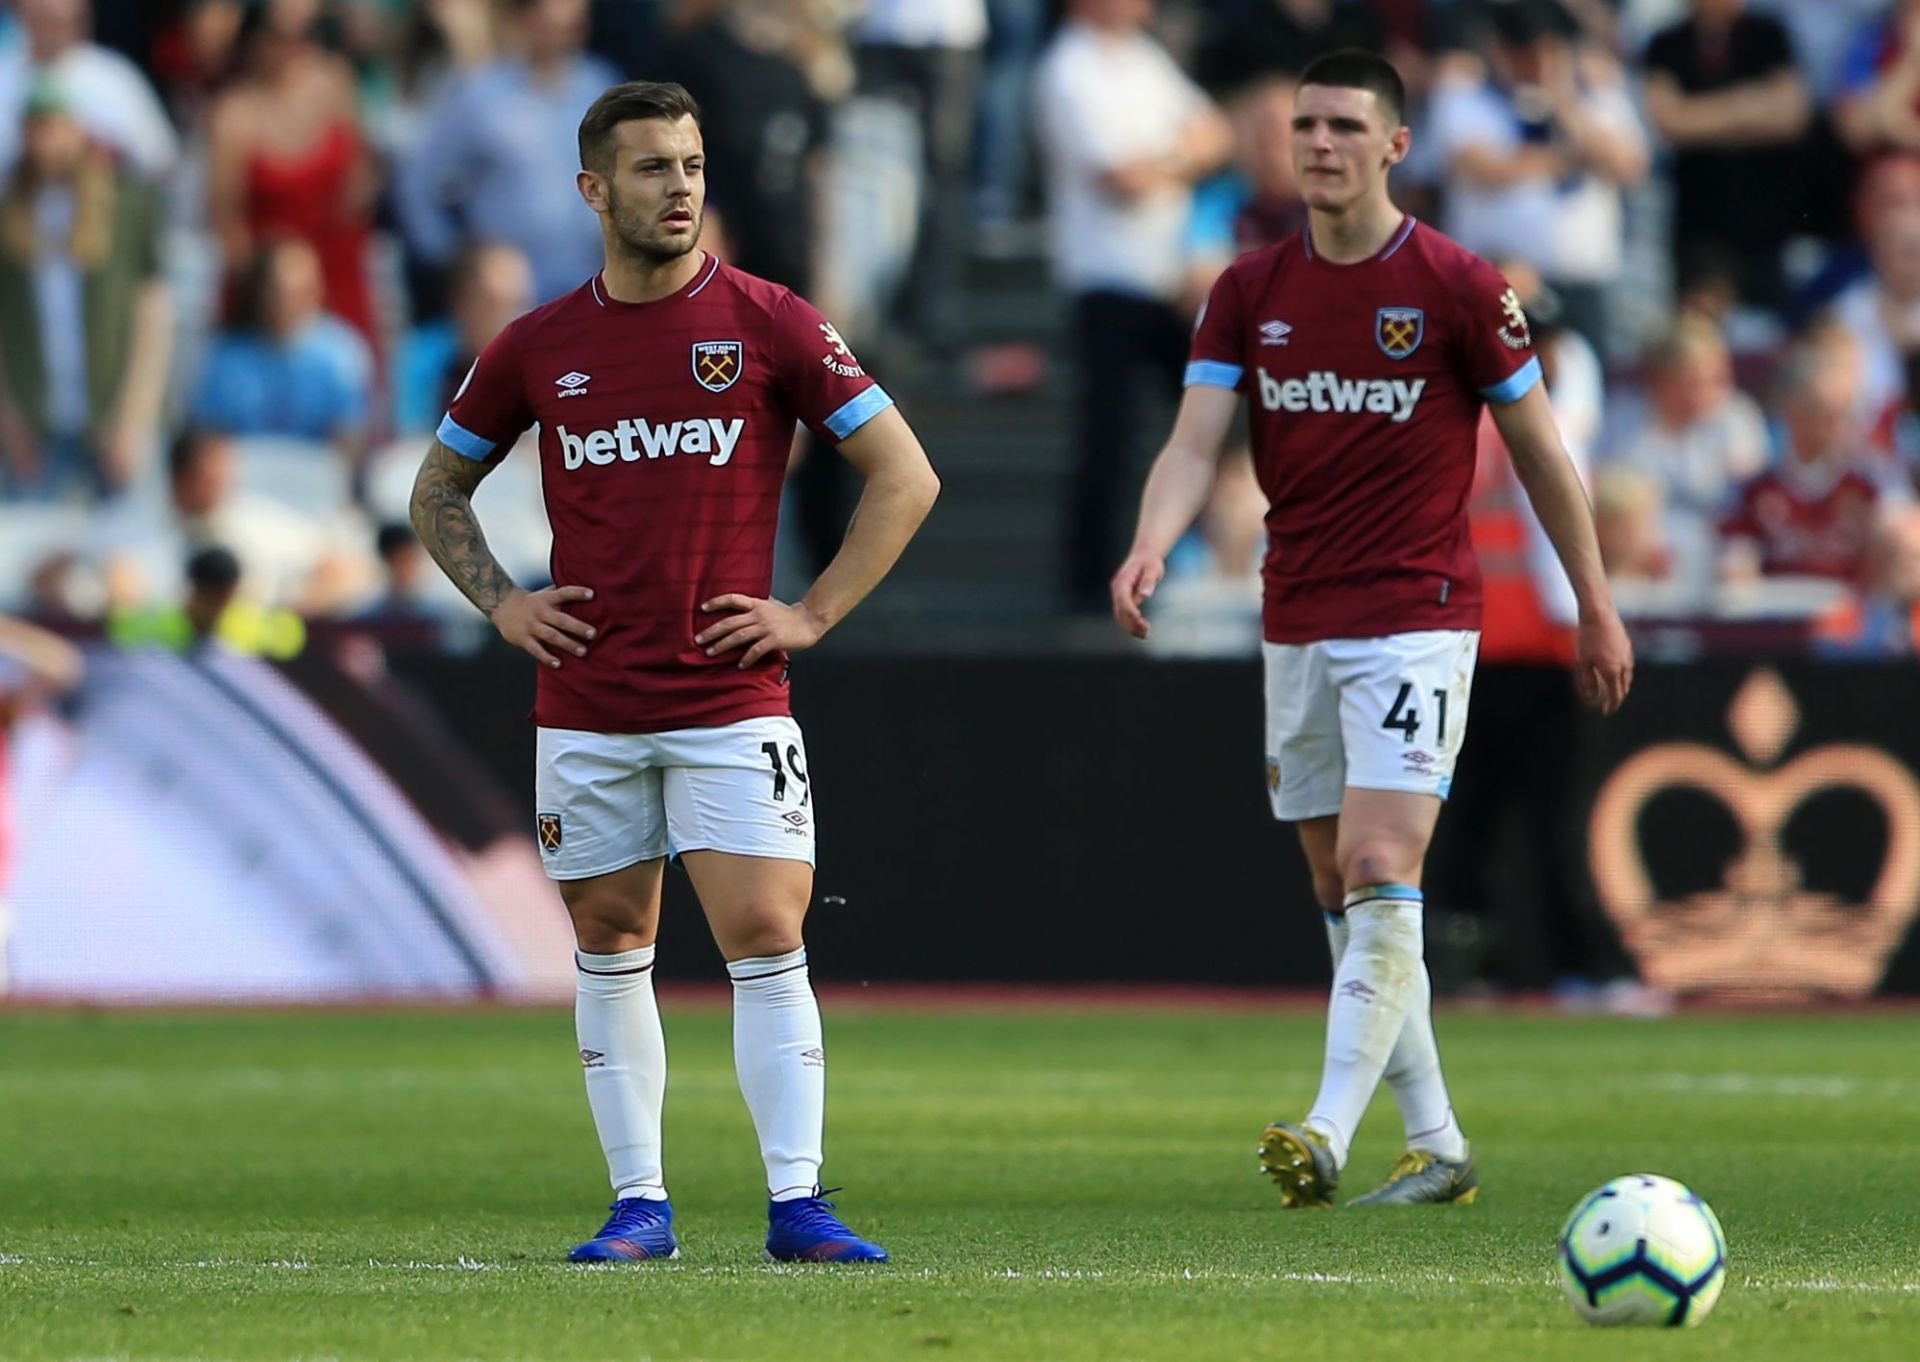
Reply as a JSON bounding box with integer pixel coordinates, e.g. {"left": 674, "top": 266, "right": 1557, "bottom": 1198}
{"left": 577, "top": 168, "right": 607, "bottom": 213}
{"left": 1385, "top": 124, "right": 1412, "bottom": 168}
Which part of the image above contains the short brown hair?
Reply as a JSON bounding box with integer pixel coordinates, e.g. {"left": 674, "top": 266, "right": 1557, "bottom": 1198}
{"left": 578, "top": 81, "right": 701, "bottom": 175}
{"left": 1297, "top": 49, "right": 1405, "bottom": 128}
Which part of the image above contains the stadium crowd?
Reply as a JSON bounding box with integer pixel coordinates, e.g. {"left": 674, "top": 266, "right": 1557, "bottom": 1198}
{"left": 0, "top": 0, "right": 1918, "bottom": 659}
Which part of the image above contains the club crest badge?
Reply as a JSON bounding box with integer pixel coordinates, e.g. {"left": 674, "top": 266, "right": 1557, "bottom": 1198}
{"left": 692, "top": 339, "right": 743, "bottom": 392}
{"left": 1375, "top": 307, "right": 1424, "bottom": 360}
{"left": 536, "top": 812, "right": 563, "bottom": 853}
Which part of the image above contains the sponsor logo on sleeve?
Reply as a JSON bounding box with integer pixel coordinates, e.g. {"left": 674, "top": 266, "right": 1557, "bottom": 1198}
{"left": 1497, "top": 287, "right": 1532, "bottom": 350}
{"left": 818, "top": 321, "right": 865, "bottom": 378}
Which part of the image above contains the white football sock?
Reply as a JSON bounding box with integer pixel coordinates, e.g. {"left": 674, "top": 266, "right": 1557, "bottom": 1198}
{"left": 1324, "top": 909, "right": 1466, "bottom": 1161}
{"left": 728, "top": 947, "right": 825, "bottom": 1201}
{"left": 1382, "top": 961, "right": 1467, "bottom": 1160}
{"left": 1306, "top": 888, "right": 1425, "bottom": 1169}
{"left": 575, "top": 946, "right": 669, "bottom": 1200}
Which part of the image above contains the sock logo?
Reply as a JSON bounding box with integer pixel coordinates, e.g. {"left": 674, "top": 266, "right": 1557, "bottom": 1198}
{"left": 800, "top": 1047, "right": 826, "bottom": 1068}
{"left": 579, "top": 1048, "right": 606, "bottom": 1068}
{"left": 1337, "top": 979, "right": 1378, "bottom": 1003}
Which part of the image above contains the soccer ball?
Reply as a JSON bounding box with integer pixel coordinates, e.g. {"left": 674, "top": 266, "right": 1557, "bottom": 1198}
{"left": 1556, "top": 1174, "right": 1728, "bottom": 1327}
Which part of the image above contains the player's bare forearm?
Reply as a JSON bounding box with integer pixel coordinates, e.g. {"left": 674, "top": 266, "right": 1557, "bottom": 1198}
{"left": 1129, "top": 385, "right": 1240, "bottom": 559}
{"left": 801, "top": 407, "right": 940, "bottom": 630}
{"left": 1494, "top": 388, "right": 1633, "bottom": 713}
{"left": 1492, "top": 390, "right": 1610, "bottom": 615}
{"left": 408, "top": 437, "right": 517, "bottom": 616}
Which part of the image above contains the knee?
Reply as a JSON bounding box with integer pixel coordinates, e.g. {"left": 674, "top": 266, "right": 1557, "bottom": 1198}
{"left": 721, "top": 914, "right": 806, "bottom": 963}
{"left": 1340, "top": 842, "right": 1418, "bottom": 893}
{"left": 1310, "top": 869, "right": 1346, "bottom": 914}
{"left": 566, "top": 888, "right": 655, "bottom": 954}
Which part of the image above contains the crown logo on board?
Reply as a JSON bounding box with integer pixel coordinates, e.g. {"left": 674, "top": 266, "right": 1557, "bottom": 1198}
{"left": 1588, "top": 668, "right": 1920, "bottom": 998}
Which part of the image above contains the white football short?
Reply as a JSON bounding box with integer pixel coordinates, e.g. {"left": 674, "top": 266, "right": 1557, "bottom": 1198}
{"left": 1261, "top": 630, "right": 1480, "bottom": 822}
{"left": 533, "top": 716, "right": 816, "bottom": 879}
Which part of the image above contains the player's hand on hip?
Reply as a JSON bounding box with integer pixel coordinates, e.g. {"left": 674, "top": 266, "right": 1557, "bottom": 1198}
{"left": 1111, "top": 552, "right": 1165, "bottom": 639}
{"left": 491, "top": 584, "right": 596, "bottom": 669}
{"left": 697, "top": 594, "right": 826, "bottom": 669}
{"left": 1575, "top": 608, "right": 1634, "bottom": 716}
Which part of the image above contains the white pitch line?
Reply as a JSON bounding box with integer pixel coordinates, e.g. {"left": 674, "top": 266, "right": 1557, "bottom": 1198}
{"left": 3, "top": 1256, "right": 1916, "bottom": 1295}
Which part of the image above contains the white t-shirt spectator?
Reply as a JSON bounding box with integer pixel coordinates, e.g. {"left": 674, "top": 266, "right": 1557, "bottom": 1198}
{"left": 1830, "top": 277, "right": 1917, "bottom": 423}
{"left": 0, "top": 42, "right": 177, "bottom": 180}
{"left": 857, "top": 0, "right": 987, "bottom": 48}
{"left": 1428, "top": 73, "right": 1644, "bottom": 286}
{"left": 1035, "top": 21, "right": 1210, "bottom": 300}
{"left": 1615, "top": 388, "right": 1770, "bottom": 597}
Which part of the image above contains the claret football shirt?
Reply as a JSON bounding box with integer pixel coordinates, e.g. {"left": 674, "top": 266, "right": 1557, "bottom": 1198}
{"left": 439, "top": 253, "right": 893, "bottom": 732}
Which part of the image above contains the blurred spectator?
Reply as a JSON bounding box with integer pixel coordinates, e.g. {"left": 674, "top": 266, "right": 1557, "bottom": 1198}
{"left": 359, "top": 520, "right": 436, "bottom": 622}
{"left": 972, "top": 0, "right": 1046, "bottom": 244}
{"left": 148, "top": 0, "right": 248, "bottom": 133}
{"left": 353, "top": 0, "right": 503, "bottom": 190}
{"left": 1643, "top": 0, "right": 1812, "bottom": 308}
{"left": 1428, "top": 0, "right": 1647, "bottom": 350}
{"left": 108, "top": 542, "right": 306, "bottom": 658}
{"left": 440, "top": 240, "right": 535, "bottom": 414}
{"left": 852, "top": 0, "right": 986, "bottom": 353}
{"left": 1814, "top": 505, "right": 1920, "bottom": 656}
{"left": 1593, "top": 464, "right": 1675, "bottom": 583}
{"left": 397, "top": 0, "right": 619, "bottom": 307}
{"left": 1465, "top": 265, "right": 1595, "bottom": 667}
{"left": 393, "top": 237, "right": 533, "bottom": 435}
{"left": 1722, "top": 338, "right": 1883, "bottom": 584}
{"left": 1196, "top": 0, "right": 1386, "bottom": 101}
{"left": 0, "top": 0, "right": 179, "bottom": 182}
{"left": 0, "top": 75, "right": 170, "bottom": 501}
{"left": 1429, "top": 263, "right": 1619, "bottom": 998}
{"left": 1183, "top": 75, "right": 1304, "bottom": 303}
{"left": 1869, "top": 345, "right": 1920, "bottom": 496}
{"left": 1170, "top": 77, "right": 1302, "bottom": 589}
{"left": 0, "top": 610, "right": 83, "bottom": 993}
{"left": 1613, "top": 314, "right": 1769, "bottom": 597}
{"left": 1833, "top": 0, "right": 1920, "bottom": 154}
{"left": 189, "top": 236, "right": 373, "bottom": 454}
{"left": 207, "top": 0, "right": 380, "bottom": 360}
{"left": 1036, "top": 0, "right": 1231, "bottom": 611}
{"left": 1831, "top": 200, "right": 1920, "bottom": 421}
{"left": 101, "top": 427, "right": 372, "bottom": 616}
{"left": 658, "top": 0, "right": 832, "bottom": 293}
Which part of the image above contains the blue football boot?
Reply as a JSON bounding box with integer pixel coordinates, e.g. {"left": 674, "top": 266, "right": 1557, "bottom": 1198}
{"left": 764, "top": 1189, "right": 888, "bottom": 1263}
{"left": 568, "top": 1197, "right": 678, "bottom": 1262}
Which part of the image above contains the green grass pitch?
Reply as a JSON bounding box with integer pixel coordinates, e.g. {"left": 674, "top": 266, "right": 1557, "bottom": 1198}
{"left": 1, "top": 1004, "right": 1915, "bottom": 1360}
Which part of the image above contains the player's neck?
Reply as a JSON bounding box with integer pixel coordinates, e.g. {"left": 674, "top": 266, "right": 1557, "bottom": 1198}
{"left": 1306, "top": 200, "right": 1406, "bottom": 265}
{"left": 600, "top": 248, "right": 708, "bottom": 305}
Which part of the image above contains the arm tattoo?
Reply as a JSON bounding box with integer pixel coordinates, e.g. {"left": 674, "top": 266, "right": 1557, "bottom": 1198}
{"left": 409, "top": 438, "right": 519, "bottom": 615}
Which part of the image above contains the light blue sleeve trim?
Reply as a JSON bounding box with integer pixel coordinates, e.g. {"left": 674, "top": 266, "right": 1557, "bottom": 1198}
{"left": 436, "top": 413, "right": 497, "bottom": 461}
{"left": 1184, "top": 359, "right": 1244, "bottom": 389}
{"left": 823, "top": 384, "right": 894, "bottom": 440}
{"left": 1481, "top": 355, "right": 1542, "bottom": 405}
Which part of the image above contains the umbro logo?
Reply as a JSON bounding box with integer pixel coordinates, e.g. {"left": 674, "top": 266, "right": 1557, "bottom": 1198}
{"left": 579, "top": 1048, "right": 605, "bottom": 1068}
{"left": 1259, "top": 320, "right": 1292, "bottom": 346}
{"left": 1337, "top": 979, "right": 1377, "bottom": 1003}
{"left": 800, "top": 1047, "right": 825, "bottom": 1068}
{"left": 556, "top": 371, "right": 590, "bottom": 397}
